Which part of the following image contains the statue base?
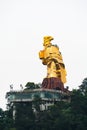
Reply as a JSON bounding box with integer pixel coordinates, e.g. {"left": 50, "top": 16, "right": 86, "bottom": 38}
{"left": 42, "top": 77, "right": 64, "bottom": 91}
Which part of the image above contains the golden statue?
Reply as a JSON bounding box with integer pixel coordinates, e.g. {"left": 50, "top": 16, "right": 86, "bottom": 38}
{"left": 39, "top": 36, "right": 67, "bottom": 86}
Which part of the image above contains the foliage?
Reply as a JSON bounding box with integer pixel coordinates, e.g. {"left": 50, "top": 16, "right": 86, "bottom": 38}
{"left": 25, "top": 82, "right": 41, "bottom": 90}
{"left": 15, "top": 102, "right": 35, "bottom": 130}
{"left": 79, "top": 78, "right": 87, "bottom": 95}
{"left": 0, "top": 108, "right": 14, "bottom": 130}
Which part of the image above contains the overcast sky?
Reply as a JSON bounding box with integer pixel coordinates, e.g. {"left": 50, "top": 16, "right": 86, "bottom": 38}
{"left": 0, "top": 0, "right": 87, "bottom": 109}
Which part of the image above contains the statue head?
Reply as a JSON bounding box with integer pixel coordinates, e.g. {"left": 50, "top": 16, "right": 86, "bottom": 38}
{"left": 43, "top": 36, "right": 54, "bottom": 47}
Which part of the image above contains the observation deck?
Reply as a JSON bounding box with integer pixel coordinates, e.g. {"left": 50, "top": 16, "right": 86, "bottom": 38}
{"left": 6, "top": 88, "right": 70, "bottom": 103}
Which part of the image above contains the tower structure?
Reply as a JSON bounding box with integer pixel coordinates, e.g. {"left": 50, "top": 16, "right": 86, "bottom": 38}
{"left": 39, "top": 36, "right": 67, "bottom": 91}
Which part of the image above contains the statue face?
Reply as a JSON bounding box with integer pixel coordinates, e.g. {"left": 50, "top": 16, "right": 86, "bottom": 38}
{"left": 43, "top": 41, "right": 51, "bottom": 47}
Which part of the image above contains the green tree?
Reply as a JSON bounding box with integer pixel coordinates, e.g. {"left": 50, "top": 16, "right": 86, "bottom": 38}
{"left": 0, "top": 108, "right": 5, "bottom": 130}
{"left": 69, "top": 78, "right": 87, "bottom": 130}
{"left": 25, "top": 82, "right": 41, "bottom": 90}
{"left": 0, "top": 107, "right": 14, "bottom": 130}
{"left": 79, "top": 78, "right": 87, "bottom": 95}
{"left": 15, "top": 102, "right": 35, "bottom": 130}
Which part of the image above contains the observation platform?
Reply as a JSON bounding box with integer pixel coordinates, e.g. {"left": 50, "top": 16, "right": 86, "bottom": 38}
{"left": 6, "top": 88, "right": 70, "bottom": 103}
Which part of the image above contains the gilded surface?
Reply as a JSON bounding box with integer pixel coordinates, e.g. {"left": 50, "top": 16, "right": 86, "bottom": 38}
{"left": 39, "top": 36, "right": 67, "bottom": 83}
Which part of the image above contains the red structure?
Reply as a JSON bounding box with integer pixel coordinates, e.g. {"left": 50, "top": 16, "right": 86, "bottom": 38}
{"left": 42, "top": 77, "right": 64, "bottom": 91}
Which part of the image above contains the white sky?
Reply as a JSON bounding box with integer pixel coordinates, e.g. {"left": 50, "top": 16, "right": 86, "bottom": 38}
{"left": 0, "top": 0, "right": 87, "bottom": 109}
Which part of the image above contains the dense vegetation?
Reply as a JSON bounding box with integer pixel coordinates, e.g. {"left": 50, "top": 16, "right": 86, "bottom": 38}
{"left": 1, "top": 78, "right": 87, "bottom": 130}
